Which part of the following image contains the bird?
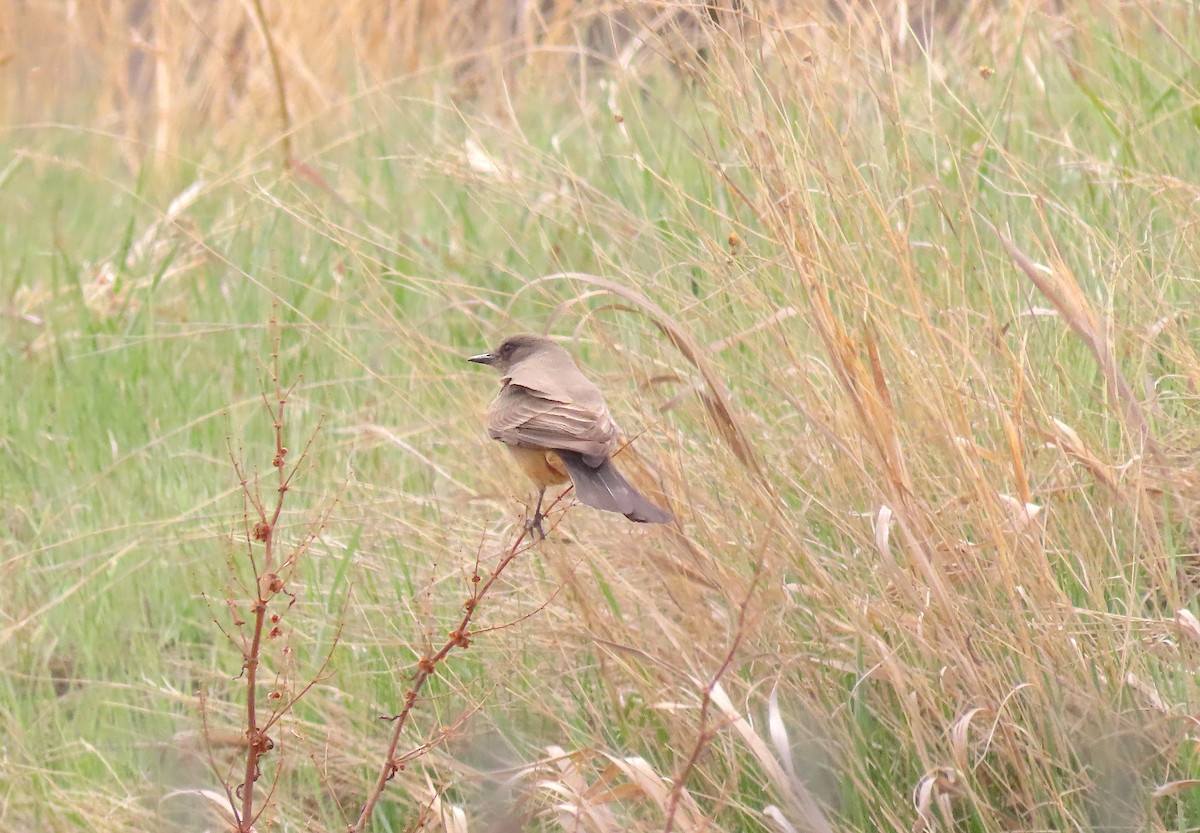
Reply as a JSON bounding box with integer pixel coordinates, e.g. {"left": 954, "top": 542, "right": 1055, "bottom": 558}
{"left": 468, "top": 333, "right": 674, "bottom": 538}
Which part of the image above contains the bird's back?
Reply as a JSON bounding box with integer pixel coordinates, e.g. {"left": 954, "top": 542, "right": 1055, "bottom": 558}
{"left": 489, "top": 342, "right": 618, "bottom": 463}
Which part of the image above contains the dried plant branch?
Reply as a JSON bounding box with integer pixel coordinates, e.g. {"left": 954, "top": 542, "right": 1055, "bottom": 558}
{"left": 210, "top": 324, "right": 338, "bottom": 833}
{"left": 349, "top": 491, "right": 569, "bottom": 832}
{"left": 232, "top": 380, "right": 293, "bottom": 830}
{"left": 663, "top": 559, "right": 766, "bottom": 833}
{"left": 245, "top": 0, "right": 294, "bottom": 166}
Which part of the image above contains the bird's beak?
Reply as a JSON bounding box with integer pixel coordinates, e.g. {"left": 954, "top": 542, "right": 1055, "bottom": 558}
{"left": 467, "top": 352, "right": 496, "bottom": 366}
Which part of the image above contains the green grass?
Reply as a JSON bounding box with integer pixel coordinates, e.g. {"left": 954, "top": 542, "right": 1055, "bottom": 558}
{"left": 3, "top": 5, "right": 1200, "bottom": 832}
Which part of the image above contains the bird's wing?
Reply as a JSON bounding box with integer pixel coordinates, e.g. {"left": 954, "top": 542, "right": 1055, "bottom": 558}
{"left": 487, "top": 382, "right": 617, "bottom": 462}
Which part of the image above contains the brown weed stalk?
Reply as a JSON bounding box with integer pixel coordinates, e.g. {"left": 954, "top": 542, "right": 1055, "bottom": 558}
{"left": 213, "top": 333, "right": 338, "bottom": 833}
{"left": 348, "top": 495, "right": 567, "bottom": 832}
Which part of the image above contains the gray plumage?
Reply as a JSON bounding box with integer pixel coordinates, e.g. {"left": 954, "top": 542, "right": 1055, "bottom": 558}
{"left": 469, "top": 334, "right": 673, "bottom": 527}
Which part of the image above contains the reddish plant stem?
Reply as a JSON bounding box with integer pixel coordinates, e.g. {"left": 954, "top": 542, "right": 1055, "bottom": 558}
{"left": 349, "top": 493, "right": 565, "bottom": 832}
{"left": 234, "top": 380, "right": 294, "bottom": 831}
{"left": 238, "top": 583, "right": 270, "bottom": 830}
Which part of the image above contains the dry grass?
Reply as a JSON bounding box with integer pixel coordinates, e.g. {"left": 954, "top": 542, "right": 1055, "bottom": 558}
{"left": 4, "top": 0, "right": 1116, "bottom": 153}
{"left": 3, "top": 0, "right": 1200, "bottom": 831}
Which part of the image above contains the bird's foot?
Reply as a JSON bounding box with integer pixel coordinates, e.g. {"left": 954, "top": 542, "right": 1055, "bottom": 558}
{"left": 524, "top": 512, "right": 547, "bottom": 541}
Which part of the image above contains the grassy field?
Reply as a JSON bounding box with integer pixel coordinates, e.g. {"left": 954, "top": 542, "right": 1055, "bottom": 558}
{"left": 3, "top": 3, "right": 1200, "bottom": 831}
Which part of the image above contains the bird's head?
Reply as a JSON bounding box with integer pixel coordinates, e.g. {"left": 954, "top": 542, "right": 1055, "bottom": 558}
{"left": 467, "top": 333, "right": 558, "bottom": 373}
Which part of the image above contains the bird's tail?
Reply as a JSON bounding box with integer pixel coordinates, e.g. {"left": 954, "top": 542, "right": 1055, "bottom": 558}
{"left": 556, "top": 451, "right": 674, "bottom": 524}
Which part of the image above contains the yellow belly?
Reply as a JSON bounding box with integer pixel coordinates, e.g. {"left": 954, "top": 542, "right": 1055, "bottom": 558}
{"left": 506, "top": 446, "right": 570, "bottom": 487}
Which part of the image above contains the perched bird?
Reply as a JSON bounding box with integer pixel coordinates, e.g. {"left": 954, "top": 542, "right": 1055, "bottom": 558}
{"left": 468, "top": 333, "right": 673, "bottom": 537}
